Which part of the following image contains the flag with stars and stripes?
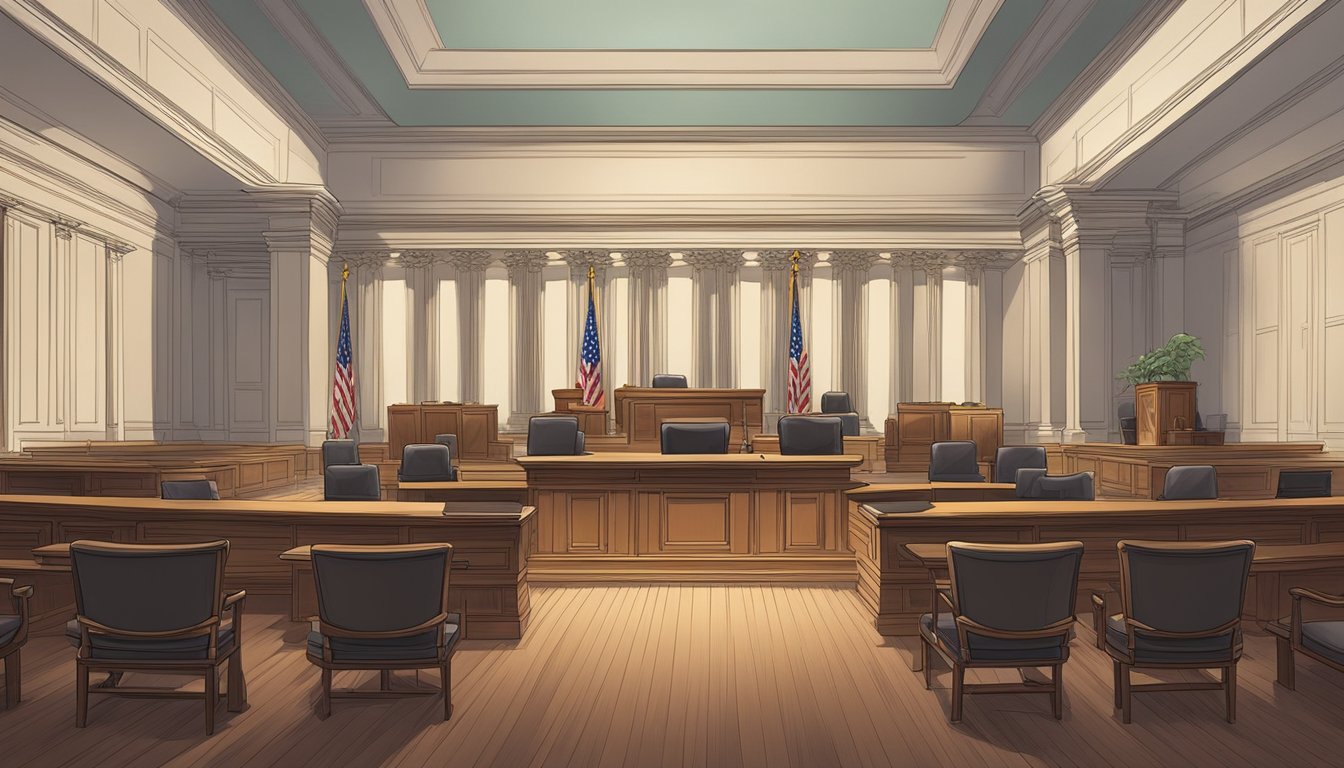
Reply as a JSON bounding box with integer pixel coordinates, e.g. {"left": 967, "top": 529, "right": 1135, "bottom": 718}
{"left": 786, "top": 253, "right": 812, "bottom": 414}
{"left": 329, "top": 266, "right": 357, "bottom": 438}
{"left": 577, "top": 268, "right": 604, "bottom": 407}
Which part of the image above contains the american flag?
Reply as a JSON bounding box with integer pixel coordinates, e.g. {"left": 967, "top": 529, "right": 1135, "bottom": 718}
{"left": 329, "top": 267, "right": 357, "bottom": 438}
{"left": 577, "top": 269, "right": 604, "bottom": 406}
{"left": 786, "top": 254, "right": 812, "bottom": 413}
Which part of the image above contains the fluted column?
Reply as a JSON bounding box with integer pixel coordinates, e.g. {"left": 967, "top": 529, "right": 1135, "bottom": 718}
{"left": 830, "top": 250, "right": 880, "bottom": 430}
{"left": 760, "top": 250, "right": 815, "bottom": 431}
{"left": 450, "top": 250, "right": 493, "bottom": 403}
{"left": 624, "top": 249, "right": 672, "bottom": 387}
{"left": 684, "top": 249, "right": 743, "bottom": 388}
{"left": 962, "top": 251, "right": 993, "bottom": 404}
{"left": 911, "top": 251, "right": 945, "bottom": 401}
{"left": 889, "top": 251, "right": 915, "bottom": 414}
{"left": 563, "top": 250, "right": 615, "bottom": 423}
{"left": 504, "top": 250, "right": 549, "bottom": 430}
{"left": 401, "top": 250, "right": 443, "bottom": 403}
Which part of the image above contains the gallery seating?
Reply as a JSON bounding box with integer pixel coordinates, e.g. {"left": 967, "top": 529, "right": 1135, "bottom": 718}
{"left": 928, "top": 441, "right": 984, "bottom": 483}
{"left": 0, "top": 577, "right": 32, "bottom": 709}
{"left": 660, "top": 422, "right": 730, "bottom": 454}
{"left": 67, "top": 540, "right": 247, "bottom": 735}
{"left": 160, "top": 479, "right": 221, "bottom": 500}
{"left": 1160, "top": 465, "right": 1218, "bottom": 500}
{"left": 1093, "top": 539, "right": 1253, "bottom": 724}
{"left": 777, "top": 415, "right": 843, "bottom": 455}
{"left": 398, "top": 444, "right": 456, "bottom": 482}
{"left": 321, "top": 439, "right": 360, "bottom": 468}
{"left": 323, "top": 465, "right": 381, "bottom": 501}
{"left": 526, "top": 415, "right": 586, "bottom": 456}
{"left": 919, "top": 541, "right": 1084, "bottom": 722}
{"left": 819, "top": 391, "right": 861, "bottom": 436}
{"left": 651, "top": 374, "right": 688, "bottom": 388}
{"left": 306, "top": 543, "right": 460, "bottom": 720}
{"left": 993, "top": 446, "right": 1047, "bottom": 484}
{"left": 1276, "top": 585, "right": 1344, "bottom": 690}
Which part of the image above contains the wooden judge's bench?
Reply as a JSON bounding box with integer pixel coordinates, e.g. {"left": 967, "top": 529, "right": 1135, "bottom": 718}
{"left": 884, "top": 402, "right": 1004, "bottom": 477}
{"left": 610, "top": 387, "right": 765, "bottom": 452}
{"left": 386, "top": 403, "right": 512, "bottom": 461}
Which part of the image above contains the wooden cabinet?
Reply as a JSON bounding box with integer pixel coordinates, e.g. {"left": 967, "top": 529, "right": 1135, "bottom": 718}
{"left": 386, "top": 404, "right": 512, "bottom": 462}
{"left": 884, "top": 403, "right": 1004, "bottom": 475}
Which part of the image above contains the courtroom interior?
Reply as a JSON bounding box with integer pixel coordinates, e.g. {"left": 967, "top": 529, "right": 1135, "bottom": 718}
{"left": 3, "top": 1, "right": 1344, "bottom": 766}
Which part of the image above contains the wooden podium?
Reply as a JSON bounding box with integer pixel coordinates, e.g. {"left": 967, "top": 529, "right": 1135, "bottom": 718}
{"left": 551, "top": 388, "right": 609, "bottom": 436}
{"left": 387, "top": 404, "right": 512, "bottom": 462}
{"left": 611, "top": 387, "right": 765, "bottom": 452}
{"left": 884, "top": 402, "right": 1004, "bottom": 476}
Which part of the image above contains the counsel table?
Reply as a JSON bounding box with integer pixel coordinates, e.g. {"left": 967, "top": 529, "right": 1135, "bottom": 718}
{"left": 518, "top": 452, "right": 862, "bottom": 581}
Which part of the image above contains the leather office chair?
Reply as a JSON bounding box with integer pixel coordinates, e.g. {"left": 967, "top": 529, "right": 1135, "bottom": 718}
{"left": 1118, "top": 401, "right": 1138, "bottom": 445}
{"left": 307, "top": 543, "right": 460, "bottom": 721}
{"left": 651, "top": 374, "right": 688, "bottom": 388}
{"left": 322, "top": 439, "right": 359, "bottom": 468}
{"left": 1277, "top": 470, "right": 1332, "bottom": 498}
{"left": 1277, "top": 583, "right": 1344, "bottom": 691}
{"left": 1014, "top": 467, "right": 1049, "bottom": 498}
{"left": 928, "top": 441, "right": 985, "bottom": 482}
{"left": 819, "top": 391, "right": 861, "bottom": 436}
{"left": 527, "top": 415, "right": 585, "bottom": 456}
{"left": 1160, "top": 465, "right": 1218, "bottom": 500}
{"left": 1036, "top": 472, "right": 1095, "bottom": 501}
{"left": 323, "top": 465, "right": 381, "bottom": 501}
{"left": 660, "top": 422, "right": 730, "bottom": 454}
{"left": 399, "top": 444, "right": 456, "bottom": 482}
{"left": 778, "top": 415, "right": 843, "bottom": 455}
{"left": 160, "top": 479, "right": 221, "bottom": 500}
{"left": 0, "top": 576, "right": 32, "bottom": 708}
{"left": 433, "top": 434, "right": 458, "bottom": 462}
{"left": 920, "top": 541, "right": 1083, "bottom": 723}
{"left": 1092, "top": 540, "right": 1254, "bottom": 723}
{"left": 67, "top": 540, "right": 246, "bottom": 735}
{"left": 994, "top": 446, "right": 1047, "bottom": 484}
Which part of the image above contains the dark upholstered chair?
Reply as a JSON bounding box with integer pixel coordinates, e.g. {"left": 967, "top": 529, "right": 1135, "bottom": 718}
{"left": 323, "top": 465, "right": 381, "bottom": 501}
{"left": 0, "top": 577, "right": 32, "bottom": 709}
{"left": 1277, "top": 470, "right": 1332, "bottom": 498}
{"left": 651, "top": 374, "right": 688, "bottom": 388}
{"left": 1014, "top": 468, "right": 1049, "bottom": 498}
{"left": 928, "top": 441, "right": 984, "bottom": 482}
{"left": 398, "top": 444, "right": 456, "bottom": 482}
{"left": 994, "top": 446, "right": 1047, "bottom": 484}
{"left": 820, "top": 391, "right": 853, "bottom": 413}
{"left": 660, "top": 422, "right": 730, "bottom": 454}
{"left": 1275, "top": 586, "right": 1344, "bottom": 691}
{"left": 1036, "top": 472, "right": 1095, "bottom": 501}
{"left": 307, "top": 544, "right": 460, "bottom": 720}
{"left": 433, "top": 433, "right": 458, "bottom": 461}
{"left": 778, "top": 416, "right": 843, "bottom": 455}
{"left": 527, "top": 415, "right": 585, "bottom": 456}
{"left": 68, "top": 540, "right": 246, "bottom": 735}
{"left": 322, "top": 439, "right": 359, "bottom": 468}
{"left": 920, "top": 541, "right": 1084, "bottom": 723}
{"left": 161, "top": 479, "right": 221, "bottom": 500}
{"left": 1091, "top": 540, "right": 1254, "bottom": 724}
{"left": 1160, "top": 465, "right": 1218, "bottom": 500}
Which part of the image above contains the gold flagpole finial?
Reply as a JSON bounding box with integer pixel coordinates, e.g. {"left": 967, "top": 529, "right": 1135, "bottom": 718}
{"left": 341, "top": 263, "right": 350, "bottom": 282}
{"left": 790, "top": 249, "right": 800, "bottom": 275}
{"left": 588, "top": 265, "right": 595, "bottom": 281}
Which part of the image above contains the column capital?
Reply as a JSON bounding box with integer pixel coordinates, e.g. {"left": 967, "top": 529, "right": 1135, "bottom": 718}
{"left": 399, "top": 249, "right": 447, "bottom": 270}
{"left": 52, "top": 215, "right": 83, "bottom": 240}
{"left": 623, "top": 249, "right": 673, "bottom": 270}
{"left": 828, "top": 249, "right": 881, "bottom": 272}
{"left": 502, "top": 250, "right": 550, "bottom": 276}
{"left": 0, "top": 193, "right": 22, "bottom": 211}
{"left": 105, "top": 239, "right": 136, "bottom": 260}
{"left": 562, "top": 249, "right": 614, "bottom": 279}
{"left": 908, "top": 250, "right": 949, "bottom": 277}
{"left": 335, "top": 250, "right": 390, "bottom": 271}
{"left": 448, "top": 249, "right": 495, "bottom": 272}
{"left": 758, "top": 250, "right": 816, "bottom": 273}
{"left": 682, "top": 249, "right": 744, "bottom": 272}
{"left": 206, "top": 266, "right": 233, "bottom": 281}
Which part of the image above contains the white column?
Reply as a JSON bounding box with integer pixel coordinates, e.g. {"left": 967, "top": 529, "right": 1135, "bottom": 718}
{"left": 624, "top": 249, "right": 672, "bottom": 387}
{"left": 264, "top": 222, "right": 334, "bottom": 447}
{"left": 911, "top": 251, "right": 945, "bottom": 401}
{"left": 504, "top": 250, "right": 549, "bottom": 430}
{"left": 401, "top": 250, "right": 442, "bottom": 404}
{"left": 684, "top": 249, "right": 743, "bottom": 388}
{"left": 830, "top": 250, "right": 880, "bottom": 430}
{"left": 962, "top": 252, "right": 993, "bottom": 404}
{"left": 889, "top": 252, "right": 915, "bottom": 413}
{"left": 1018, "top": 202, "right": 1068, "bottom": 443}
{"left": 205, "top": 265, "right": 229, "bottom": 439}
{"left": 449, "top": 250, "right": 492, "bottom": 403}
{"left": 104, "top": 240, "right": 132, "bottom": 440}
{"left": 51, "top": 218, "right": 78, "bottom": 433}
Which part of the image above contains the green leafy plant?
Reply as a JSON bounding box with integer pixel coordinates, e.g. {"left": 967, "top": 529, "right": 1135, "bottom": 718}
{"left": 1116, "top": 333, "right": 1206, "bottom": 388}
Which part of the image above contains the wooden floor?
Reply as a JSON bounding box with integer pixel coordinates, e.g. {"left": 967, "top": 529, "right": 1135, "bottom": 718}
{"left": 2, "top": 586, "right": 1343, "bottom": 767}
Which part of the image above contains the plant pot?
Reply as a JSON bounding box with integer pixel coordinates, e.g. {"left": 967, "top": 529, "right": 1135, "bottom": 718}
{"left": 1119, "top": 416, "right": 1138, "bottom": 445}
{"left": 1134, "top": 381, "right": 1198, "bottom": 446}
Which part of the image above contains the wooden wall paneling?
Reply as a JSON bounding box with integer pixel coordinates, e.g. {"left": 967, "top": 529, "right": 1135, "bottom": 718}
{"left": 1284, "top": 227, "right": 1317, "bottom": 439}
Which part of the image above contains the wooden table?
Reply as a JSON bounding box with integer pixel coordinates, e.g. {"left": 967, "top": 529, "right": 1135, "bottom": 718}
{"left": 611, "top": 387, "right": 765, "bottom": 452}
{"left": 517, "top": 452, "right": 861, "bottom": 581}
{"left": 884, "top": 403, "right": 1003, "bottom": 476}
{"left": 397, "top": 480, "right": 530, "bottom": 504}
{"left": 1058, "top": 442, "right": 1344, "bottom": 499}
{"left": 847, "top": 483, "right": 1018, "bottom": 504}
{"left": 751, "top": 434, "right": 883, "bottom": 472}
{"left": 387, "top": 403, "right": 512, "bottom": 462}
{"left": 0, "top": 447, "right": 307, "bottom": 499}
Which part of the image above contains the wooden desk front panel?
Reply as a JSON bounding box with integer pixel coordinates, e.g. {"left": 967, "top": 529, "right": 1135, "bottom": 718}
{"left": 612, "top": 388, "right": 765, "bottom": 451}
{"left": 387, "top": 404, "right": 511, "bottom": 461}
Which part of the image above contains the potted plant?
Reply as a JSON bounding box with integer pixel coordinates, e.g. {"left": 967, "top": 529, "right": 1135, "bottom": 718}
{"left": 1116, "top": 333, "right": 1206, "bottom": 446}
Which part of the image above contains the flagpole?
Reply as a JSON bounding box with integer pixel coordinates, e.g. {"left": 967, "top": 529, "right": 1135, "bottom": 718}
{"left": 787, "top": 251, "right": 798, "bottom": 414}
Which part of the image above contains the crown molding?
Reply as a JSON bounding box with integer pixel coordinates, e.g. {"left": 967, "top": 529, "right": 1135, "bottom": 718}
{"left": 965, "top": 0, "right": 1098, "bottom": 123}
{"left": 321, "top": 123, "right": 1040, "bottom": 146}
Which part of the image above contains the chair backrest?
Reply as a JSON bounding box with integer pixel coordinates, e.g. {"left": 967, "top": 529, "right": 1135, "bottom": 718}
{"left": 1117, "top": 400, "right": 1136, "bottom": 420}
{"left": 160, "top": 479, "right": 220, "bottom": 500}
{"left": 820, "top": 391, "right": 853, "bottom": 414}
{"left": 1203, "top": 413, "right": 1228, "bottom": 431}
{"left": 929, "top": 441, "right": 980, "bottom": 480}
{"left": 323, "top": 464, "right": 381, "bottom": 501}
{"left": 834, "top": 412, "right": 860, "bottom": 437}
{"left": 1118, "top": 540, "right": 1254, "bottom": 635}
{"left": 778, "top": 416, "right": 843, "bottom": 455}
{"left": 527, "top": 415, "right": 582, "bottom": 456}
{"left": 1161, "top": 465, "right": 1218, "bottom": 500}
{"left": 948, "top": 541, "right": 1084, "bottom": 635}
{"left": 70, "top": 540, "right": 227, "bottom": 635}
{"left": 575, "top": 431, "right": 586, "bottom": 454}
{"left": 660, "top": 422, "right": 730, "bottom": 454}
{"left": 433, "top": 433, "right": 458, "bottom": 460}
{"left": 1277, "top": 470, "right": 1332, "bottom": 498}
{"left": 652, "top": 374, "right": 688, "bottom": 388}
{"left": 1036, "top": 472, "right": 1095, "bottom": 500}
{"left": 993, "top": 446, "right": 1047, "bottom": 483}
{"left": 1015, "top": 467, "right": 1049, "bottom": 498}
{"left": 322, "top": 439, "right": 359, "bottom": 467}
{"left": 400, "top": 444, "right": 453, "bottom": 482}
{"left": 311, "top": 544, "right": 452, "bottom": 634}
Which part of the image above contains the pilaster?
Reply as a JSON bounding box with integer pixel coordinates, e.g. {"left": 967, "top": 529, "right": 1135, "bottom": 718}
{"left": 829, "top": 249, "right": 880, "bottom": 430}
{"left": 910, "top": 250, "right": 945, "bottom": 401}
{"left": 504, "top": 250, "right": 550, "bottom": 430}
{"left": 684, "top": 249, "right": 744, "bottom": 388}
{"left": 449, "top": 250, "right": 494, "bottom": 403}
{"left": 624, "top": 249, "right": 672, "bottom": 388}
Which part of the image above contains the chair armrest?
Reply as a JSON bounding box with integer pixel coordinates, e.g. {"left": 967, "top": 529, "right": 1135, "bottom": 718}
{"left": 12, "top": 585, "right": 32, "bottom": 599}
{"left": 1090, "top": 592, "right": 1107, "bottom": 649}
{"left": 1289, "top": 587, "right": 1344, "bottom": 607}
{"left": 223, "top": 590, "right": 247, "bottom": 609}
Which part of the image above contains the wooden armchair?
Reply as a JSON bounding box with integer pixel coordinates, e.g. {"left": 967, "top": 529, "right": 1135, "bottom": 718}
{"left": 307, "top": 543, "right": 461, "bottom": 720}
{"left": 1272, "top": 586, "right": 1344, "bottom": 690}
{"left": 0, "top": 577, "right": 33, "bottom": 708}
{"left": 68, "top": 540, "right": 246, "bottom": 735}
{"left": 919, "top": 541, "right": 1084, "bottom": 723}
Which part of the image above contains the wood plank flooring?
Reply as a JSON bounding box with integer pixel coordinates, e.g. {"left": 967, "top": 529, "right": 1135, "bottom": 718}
{"left": 6, "top": 586, "right": 1343, "bottom": 767}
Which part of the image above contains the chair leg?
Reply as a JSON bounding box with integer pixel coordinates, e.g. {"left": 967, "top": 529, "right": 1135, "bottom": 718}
{"left": 4, "top": 651, "right": 19, "bottom": 707}
{"left": 227, "top": 654, "right": 245, "bottom": 712}
{"left": 441, "top": 659, "right": 453, "bottom": 721}
{"left": 1112, "top": 661, "right": 1121, "bottom": 709}
{"left": 1225, "top": 664, "right": 1237, "bottom": 724}
{"left": 380, "top": 670, "right": 392, "bottom": 691}
{"left": 204, "top": 668, "right": 218, "bottom": 736}
{"left": 1120, "top": 664, "right": 1132, "bottom": 724}
{"left": 1276, "top": 637, "right": 1295, "bottom": 690}
{"left": 921, "top": 640, "right": 931, "bottom": 690}
{"left": 1052, "top": 664, "right": 1063, "bottom": 720}
{"left": 319, "top": 668, "right": 332, "bottom": 719}
{"left": 76, "top": 664, "right": 89, "bottom": 728}
{"left": 950, "top": 665, "right": 964, "bottom": 723}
